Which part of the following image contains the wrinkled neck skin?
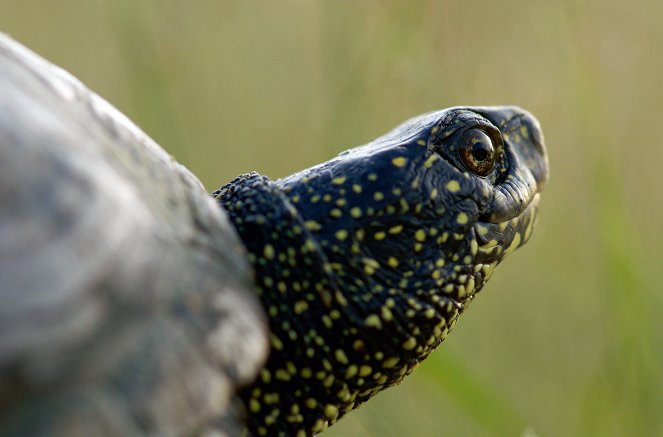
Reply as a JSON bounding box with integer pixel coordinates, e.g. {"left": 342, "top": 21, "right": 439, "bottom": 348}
{"left": 214, "top": 106, "right": 547, "bottom": 437}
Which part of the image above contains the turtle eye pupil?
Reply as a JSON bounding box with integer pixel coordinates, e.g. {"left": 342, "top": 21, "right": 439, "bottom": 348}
{"left": 458, "top": 129, "right": 497, "bottom": 177}
{"left": 472, "top": 142, "right": 490, "bottom": 161}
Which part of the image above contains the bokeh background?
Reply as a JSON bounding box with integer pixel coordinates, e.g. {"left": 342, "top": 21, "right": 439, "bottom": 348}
{"left": 1, "top": 1, "right": 661, "bottom": 435}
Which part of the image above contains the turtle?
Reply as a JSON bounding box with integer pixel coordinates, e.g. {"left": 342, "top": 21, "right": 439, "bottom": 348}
{"left": 0, "top": 33, "right": 548, "bottom": 437}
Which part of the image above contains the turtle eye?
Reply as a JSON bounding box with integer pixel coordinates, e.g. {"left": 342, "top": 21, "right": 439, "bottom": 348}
{"left": 458, "top": 129, "right": 496, "bottom": 176}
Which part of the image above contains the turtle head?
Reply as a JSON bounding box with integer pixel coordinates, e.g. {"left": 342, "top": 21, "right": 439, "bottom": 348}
{"left": 278, "top": 106, "right": 548, "bottom": 309}
{"left": 219, "top": 106, "right": 548, "bottom": 435}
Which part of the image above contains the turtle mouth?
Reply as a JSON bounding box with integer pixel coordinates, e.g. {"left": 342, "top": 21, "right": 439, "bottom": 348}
{"left": 474, "top": 192, "right": 540, "bottom": 262}
{"left": 435, "top": 193, "right": 541, "bottom": 310}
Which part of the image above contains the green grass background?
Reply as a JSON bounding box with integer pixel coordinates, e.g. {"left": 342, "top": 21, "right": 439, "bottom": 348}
{"left": 1, "top": 1, "right": 661, "bottom": 435}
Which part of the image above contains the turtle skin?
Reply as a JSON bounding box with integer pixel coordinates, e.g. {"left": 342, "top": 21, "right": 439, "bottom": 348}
{"left": 215, "top": 106, "right": 547, "bottom": 436}
{"left": 0, "top": 33, "right": 548, "bottom": 437}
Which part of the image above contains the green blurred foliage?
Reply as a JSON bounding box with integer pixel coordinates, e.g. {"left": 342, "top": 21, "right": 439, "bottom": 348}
{"left": 1, "top": 0, "right": 661, "bottom": 435}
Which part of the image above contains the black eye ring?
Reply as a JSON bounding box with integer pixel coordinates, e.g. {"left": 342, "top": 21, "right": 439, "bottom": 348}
{"left": 458, "top": 129, "right": 497, "bottom": 176}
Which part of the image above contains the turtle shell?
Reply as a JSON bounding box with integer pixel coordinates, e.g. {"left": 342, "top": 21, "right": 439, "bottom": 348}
{"left": 0, "top": 33, "right": 268, "bottom": 436}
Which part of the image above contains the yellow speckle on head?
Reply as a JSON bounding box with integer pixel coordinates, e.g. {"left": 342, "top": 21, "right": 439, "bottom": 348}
{"left": 524, "top": 218, "right": 534, "bottom": 241}
{"left": 388, "top": 225, "right": 403, "bottom": 234}
{"left": 387, "top": 257, "right": 399, "bottom": 268}
{"left": 504, "top": 232, "right": 522, "bottom": 256}
{"left": 249, "top": 399, "right": 261, "bottom": 413}
{"left": 430, "top": 188, "right": 438, "bottom": 199}
{"left": 374, "top": 231, "right": 386, "bottom": 240}
{"left": 424, "top": 154, "right": 439, "bottom": 168}
{"left": 330, "top": 208, "right": 343, "bottom": 218}
{"left": 470, "top": 239, "right": 478, "bottom": 256}
{"left": 335, "top": 229, "right": 349, "bottom": 241}
{"left": 520, "top": 125, "right": 530, "bottom": 139}
{"left": 446, "top": 180, "right": 461, "bottom": 193}
{"left": 456, "top": 212, "right": 469, "bottom": 225}
{"left": 416, "top": 139, "right": 427, "bottom": 146}
{"left": 350, "top": 207, "right": 362, "bottom": 218}
{"left": 374, "top": 191, "right": 384, "bottom": 201}
{"left": 415, "top": 229, "right": 426, "bottom": 242}
{"left": 392, "top": 157, "right": 407, "bottom": 167}
{"left": 353, "top": 184, "right": 362, "bottom": 193}
{"left": 304, "top": 220, "right": 321, "bottom": 231}
{"left": 345, "top": 365, "right": 358, "bottom": 379}
{"left": 332, "top": 176, "right": 346, "bottom": 185}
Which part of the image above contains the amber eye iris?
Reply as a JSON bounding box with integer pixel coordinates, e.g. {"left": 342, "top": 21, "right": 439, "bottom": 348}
{"left": 459, "top": 129, "right": 496, "bottom": 176}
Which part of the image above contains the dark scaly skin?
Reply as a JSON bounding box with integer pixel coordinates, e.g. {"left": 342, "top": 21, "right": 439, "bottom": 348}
{"left": 214, "top": 106, "right": 548, "bottom": 436}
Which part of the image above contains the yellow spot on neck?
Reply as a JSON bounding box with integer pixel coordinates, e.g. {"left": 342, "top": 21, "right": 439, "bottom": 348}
{"left": 382, "top": 357, "right": 400, "bottom": 368}
{"left": 324, "top": 404, "right": 339, "bottom": 420}
{"left": 402, "top": 337, "right": 417, "bottom": 350}
{"left": 332, "top": 176, "right": 346, "bottom": 185}
{"left": 263, "top": 244, "right": 275, "bottom": 260}
{"left": 456, "top": 212, "right": 469, "bottom": 225}
{"left": 365, "top": 314, "right": 382, "bottom": 329}
{"left": 335, "top": 349, "right": 349, "bottom": 365}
